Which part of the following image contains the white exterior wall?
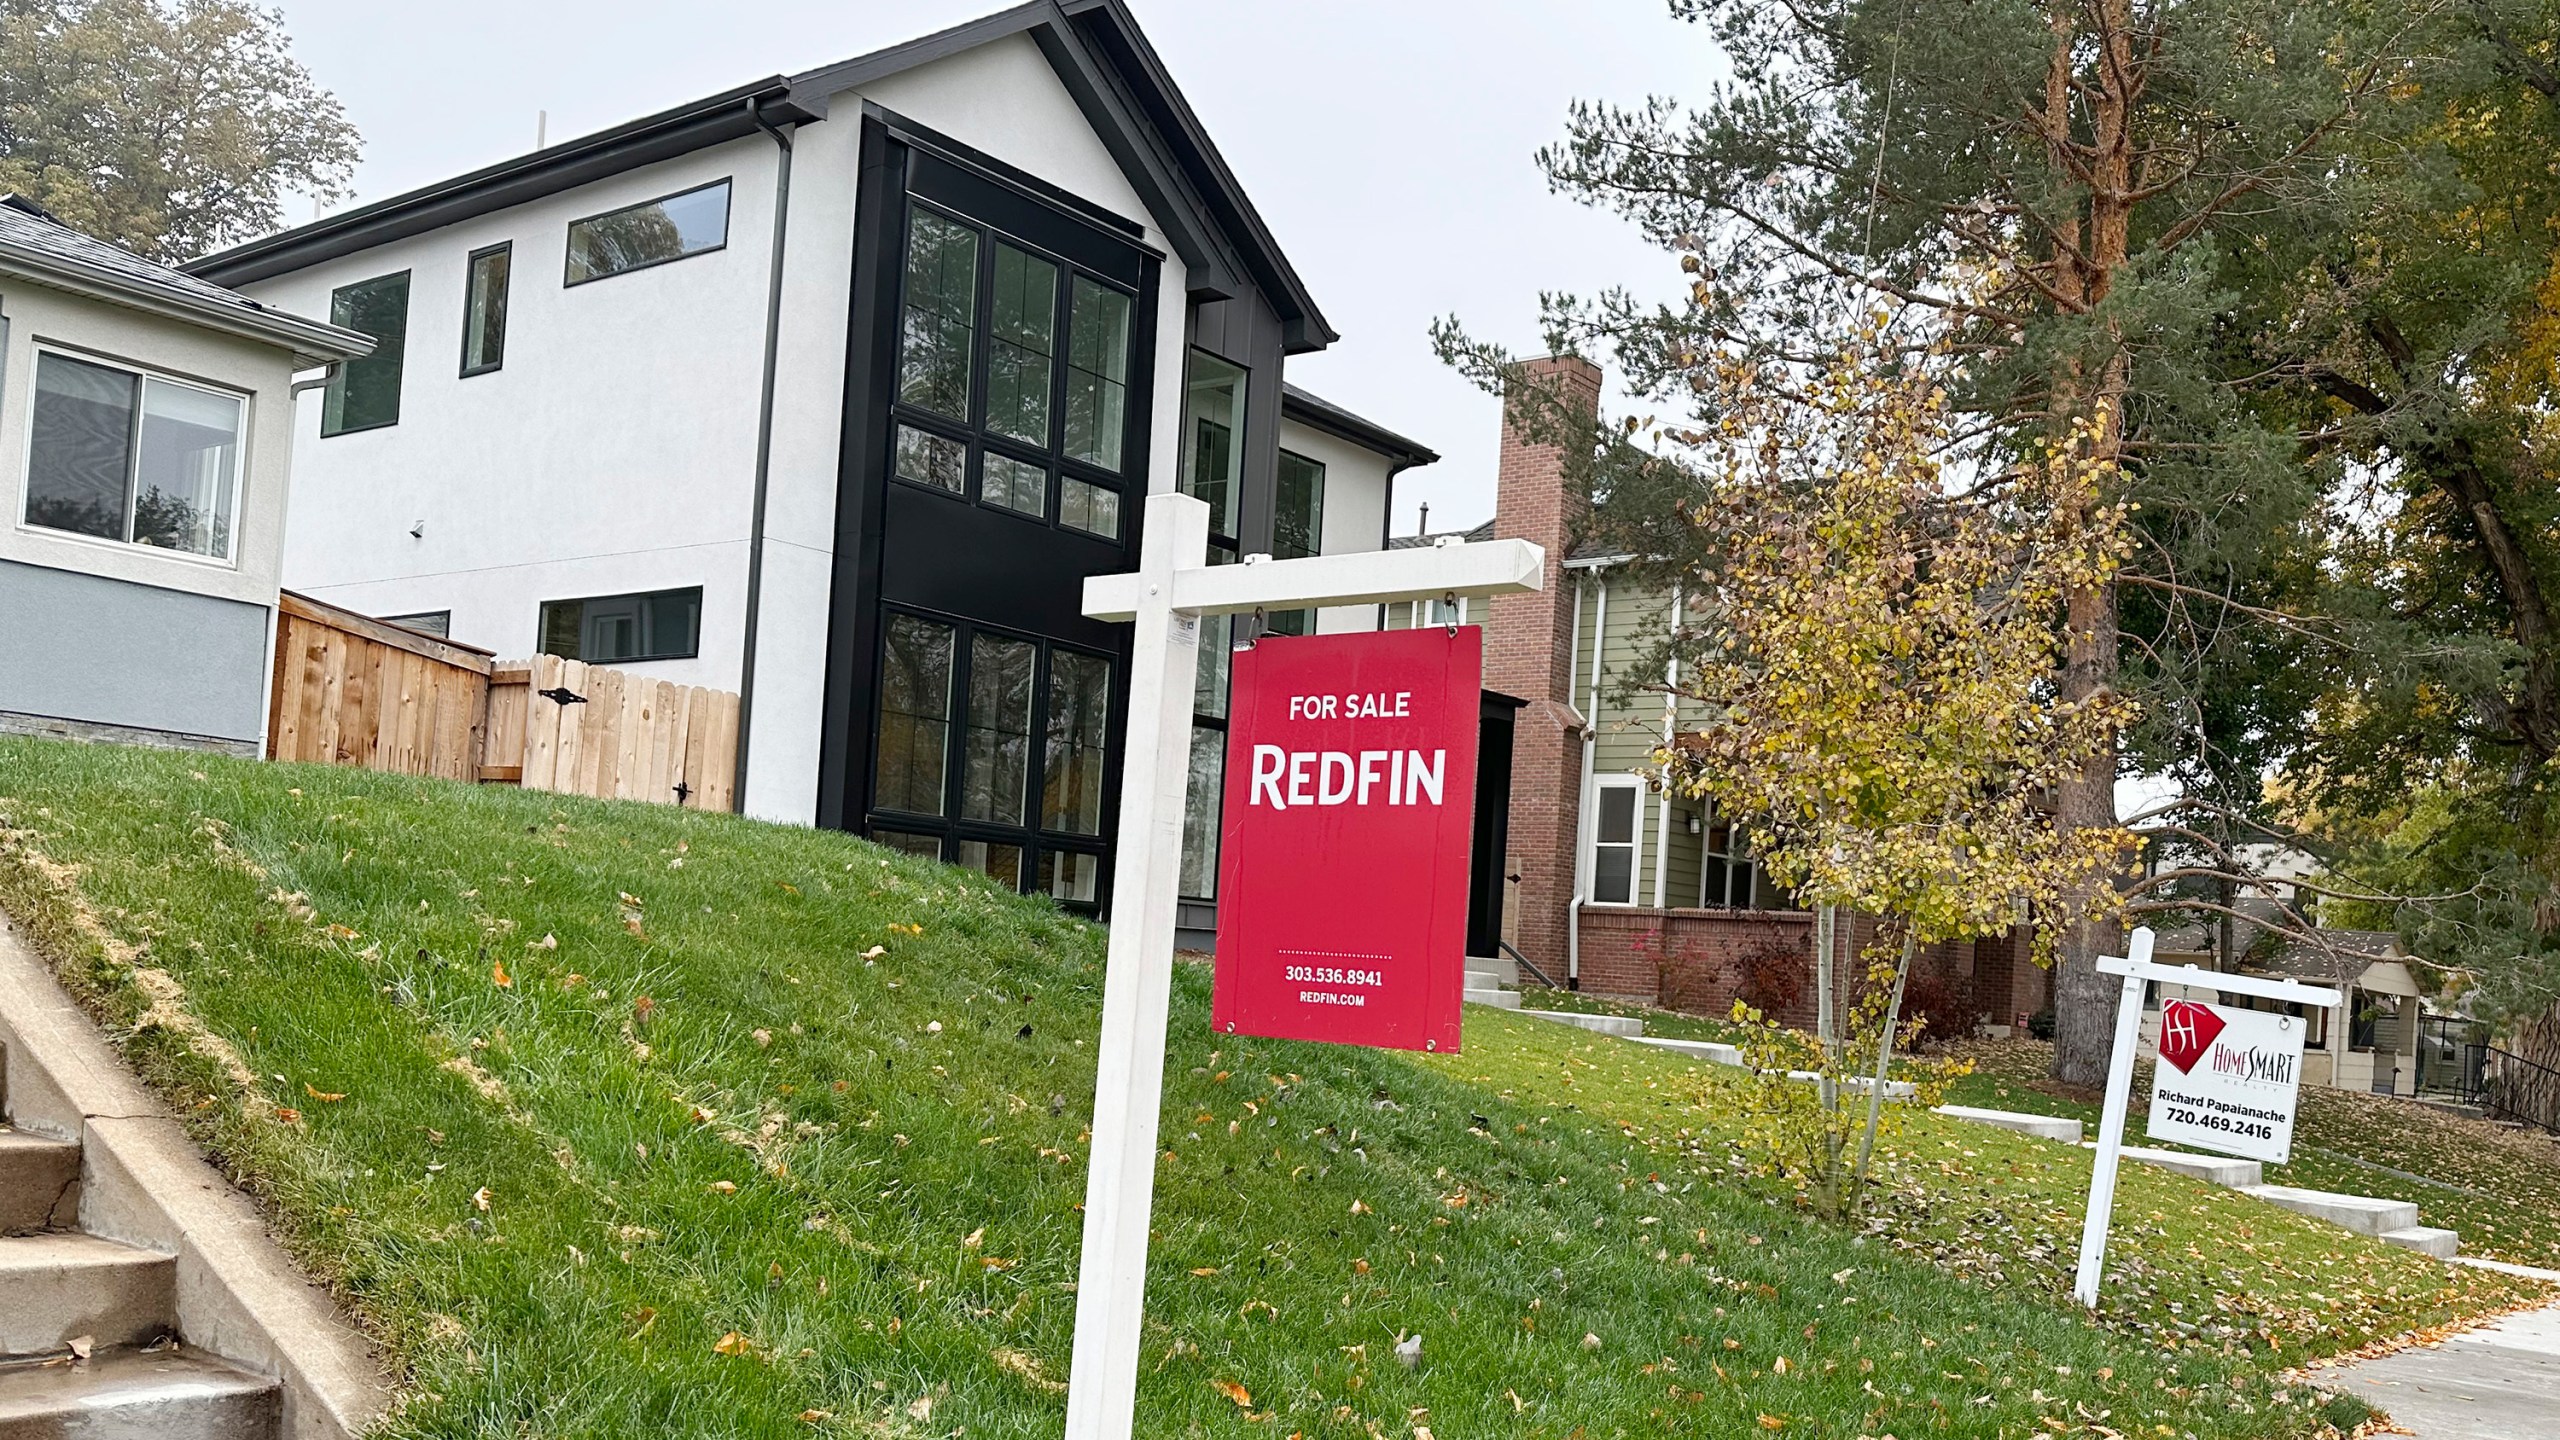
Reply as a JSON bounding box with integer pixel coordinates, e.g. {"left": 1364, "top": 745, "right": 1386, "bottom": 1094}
{"left": 1275, "top": 417, "right": 1392, "bottom": 635}
{"left": 0, "top": 281, "right": 298, "bottom": 612}
{"left": 241, "top": 138, "right": 783, "bottom": 692}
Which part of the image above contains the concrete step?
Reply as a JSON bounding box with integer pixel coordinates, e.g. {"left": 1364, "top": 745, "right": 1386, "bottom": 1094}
{"left": 1633, "top": 1037, "right": 1744, "bottom": 1067}
{"left": 2240, "top": 1184, "right": 2421, "bottom": 1237}
{"left": 2115, "top": 1144, "right": 2262, "bottom": 1188}
{"left": 1465, "top": 954, "right": 1518, "bottom": 987}
{"left": 1463, "top": 988, "right": 1521, "bottom": 1010}
{"left": 0, "top": 1344, "right": 278, "bottom": 1438}
{"left": 1790, "top": 1070, "right": 1915, "bottom": 1099}
{"left": 2380, "top": 1225, "right": 2461, "bottom": 1259}
{"left": 0, "top": 1234, "right": 174, "bottom": 1358}
{"left": 1464, "top": 970, "right": 1503, "bottom": 993}
{"left": 0, "top": 1131, "right": 80, "bottom": 1234}
{"left": 1934, "top": 1105, "right": 2082, "bottom": 1144}
{"left": 1518, "top": 1010, "right": 1644, "bottom": 1037}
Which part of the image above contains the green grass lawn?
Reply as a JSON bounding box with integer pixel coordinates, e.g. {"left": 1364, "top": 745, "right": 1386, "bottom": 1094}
{"left": 1948, "top": 1039, "right": 2560, "bottom": 1270}
{"left": 0, "top": 736, "right": 2539, "bottom": 1438}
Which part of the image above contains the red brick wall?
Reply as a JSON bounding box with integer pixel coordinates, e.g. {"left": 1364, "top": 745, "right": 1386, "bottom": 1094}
{"left": 1488, "top": 356, "right": 1602, "bottom": 980}
{"left": 1570, "top": 907, "right": 2019, "bottom": 1037}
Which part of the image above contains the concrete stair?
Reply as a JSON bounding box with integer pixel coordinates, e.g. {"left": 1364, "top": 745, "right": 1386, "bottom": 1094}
{"left": 0, "top": 1345, "right": 279, "bottom": 1438}
{"left": 2240, "top": 1184, "right": 2421, "bottom": 1238}
{"left": 1519, "top": 1009, "right": 1644, "bottom": 1037}
{"left": 2380, "top": 1226, "right": 2462, "bottom": 1259}
{"left": 0, "top": 1043, "right": 278, "bottom": 1438}
{"left": 0, "top": 1129, "right": 79, "bottom": 1233}
{"left": 2118, "top": 1144, "right": 2263, "bottom": 1188}
{"left": 1933, "top": 1105, "right": 2083, "bottom": 1144}
{"left": 1635, "top": 1037, "right": 1745, "bottom": 1067}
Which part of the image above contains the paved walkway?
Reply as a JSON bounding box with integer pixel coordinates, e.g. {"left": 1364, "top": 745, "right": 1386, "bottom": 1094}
{"left": 2334, "top": 1301, "right": 2560, "bottom": 1437}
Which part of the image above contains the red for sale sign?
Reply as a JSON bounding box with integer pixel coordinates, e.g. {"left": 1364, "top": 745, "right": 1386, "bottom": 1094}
{"left": 1211, "top": 625, "right": 1481, "bottom": 1052}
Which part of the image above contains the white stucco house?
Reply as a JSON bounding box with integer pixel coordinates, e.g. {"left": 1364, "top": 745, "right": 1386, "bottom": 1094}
{"left": 0, "top": 196, "right": 370, "bottom": 754}
{"left": 186, "top": 0, "right": 1439, "bottom": 927}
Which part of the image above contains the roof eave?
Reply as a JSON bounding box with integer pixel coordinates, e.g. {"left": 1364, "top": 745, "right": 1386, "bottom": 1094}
{"left": 185, "top": 79, "right": 811, "bottom": 288}
{"left": 1279, "top": 388, "right": 1438, "bottom": 471}
{"left": 1, "top": 244, "right": 373, "bottom": 367}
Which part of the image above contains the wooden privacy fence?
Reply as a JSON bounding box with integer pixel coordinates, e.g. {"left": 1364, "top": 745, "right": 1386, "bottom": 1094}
{"left": 267, "top": 591, "right": 738, "bottom": 810}
{"left": 485, "top": 655, "right": 739, "bottom": 811}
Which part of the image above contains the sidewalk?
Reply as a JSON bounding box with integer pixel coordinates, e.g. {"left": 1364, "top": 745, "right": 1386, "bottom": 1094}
{"left": 2334, "top": 1301, "right": 2560, "bottom": 1438}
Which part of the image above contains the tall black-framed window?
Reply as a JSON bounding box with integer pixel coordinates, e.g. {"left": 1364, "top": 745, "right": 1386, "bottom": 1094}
{"left": 323, "top": 270, "right": 408, "bottom": 436}
{"left": 1175, "top": 350, "right": 1257, "bottom": 900}
{"left": 460, "top": 242, "right": 510, "bottom": 376}
{"left": 820, "top": 113, "right": 1158, "bottom": 919}
{"left": 887, "top": 199, "right": 1138, "bottom": 543}
{"left": 866, "top": 604, "right": 1113, "bottom": 910}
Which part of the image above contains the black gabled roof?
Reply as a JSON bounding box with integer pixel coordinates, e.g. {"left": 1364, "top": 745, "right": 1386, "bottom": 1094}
{"left": 183, "top": 0, "right": 1334, "bottom": 351}
{"left": 1281, "top": 382, "right": 1438, "bottom": 471}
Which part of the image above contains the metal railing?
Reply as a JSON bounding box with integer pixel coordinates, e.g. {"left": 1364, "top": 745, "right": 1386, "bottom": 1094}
{"left": 1499, "top": 938, "right": 1562, "bottom": 991}
{"left": 2486, "top": 1043, "right": 2560, "bottom": 1136}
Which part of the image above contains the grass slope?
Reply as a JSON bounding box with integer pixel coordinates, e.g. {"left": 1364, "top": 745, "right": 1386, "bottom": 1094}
{"left": 0, "top": 737, "right": 2536, "bottom": 1438}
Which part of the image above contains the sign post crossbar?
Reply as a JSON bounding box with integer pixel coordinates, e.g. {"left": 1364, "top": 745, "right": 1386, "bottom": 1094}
{"left": 2071, "top": 926, "right": 2345, "bottom": 1307}
{"left": 1061, "top": 492, "right": 1543, "bottom": 1439}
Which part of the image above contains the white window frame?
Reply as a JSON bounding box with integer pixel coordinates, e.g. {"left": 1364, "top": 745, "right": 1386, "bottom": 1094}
{"left": 16, "top": 342, "right": 248, "bottom": 569}
{"left": 1587, "top": 774, "right": 1645, "bottom": 906}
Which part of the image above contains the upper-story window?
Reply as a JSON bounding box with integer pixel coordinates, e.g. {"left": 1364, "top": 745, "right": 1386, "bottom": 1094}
{"left": 565, "top": 180, "right": 731, "bottom": 285}
{"left": 1265, "top": 448, "right": 1327, "bottom": 637}
{"left": 324, "top": 270, "right": 408, "bottom": 436}
{"left": 1181, "top": 352, "right": 1246, "bottom": 544}
{"left": 22, "top": 349, "right": 243, "bottom": 561}
{"left": 888, "top": 200, "right": 1137, "bottom": 542}
{"left": 460, "top": 243, "right": 510, "bottom": 376}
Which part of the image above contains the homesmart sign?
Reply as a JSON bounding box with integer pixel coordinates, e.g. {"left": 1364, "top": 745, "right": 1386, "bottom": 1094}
{"left": 2145, "top": 998, "right": 2308, "bottom": 1165}
{"left": 1210, "top": 626, "right": 1479, "bottom": 1054}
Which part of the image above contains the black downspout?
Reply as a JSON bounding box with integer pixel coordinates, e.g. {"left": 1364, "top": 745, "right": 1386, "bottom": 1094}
{"left": 733, "top": 96, "right": 794, "bottom": 812}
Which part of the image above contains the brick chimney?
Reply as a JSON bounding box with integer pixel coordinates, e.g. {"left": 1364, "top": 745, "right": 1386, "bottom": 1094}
{"left": 1484, "top": 355, "right": 1601, "bottom": 983}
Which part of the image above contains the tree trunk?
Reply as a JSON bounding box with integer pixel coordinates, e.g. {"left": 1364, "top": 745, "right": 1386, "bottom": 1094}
{"left": 1853, "top": 925, "right": 1919, "bottom": 1194}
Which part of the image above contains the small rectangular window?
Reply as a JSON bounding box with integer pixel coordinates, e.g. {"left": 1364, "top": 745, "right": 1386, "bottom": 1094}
{"left": 982, "top": 452, "right": 1047, "bottom": 518}
{"left": 957, "top": 840, "right": 1024, "bottom": 888}
{"left": 461, "top": 243, "right": 510, "bottom": 375}
{"left": 25, "top": 351, "right": 243, "bottom": 560}
{"left": 875, "top": 613, "right": 955, "bottom": 817}
{"left": 873, "top": 829, "right": 943, "bottom": 860}
{"left": 1591, "top": 781, "right": 1641, "bottom": 904}
{"left": 535, "top": 586, "right": 701, "bottom": 663}
{"left": 1039, "top": 850, "right": 1100, "bottom": 907}
{"left": 1060, "top": 477, "right": 1120, "bottom": 540}
{"left": 1275, "top": 449, "right": 1326, "bottom": 560}
{"left": 566, "top": 180, "right": 731, "bottom": 284}
{"left": 324, "top": 271, "right": 409, "bottom": 435}
{"left": 898, "top": 208, "right": 978, "bottom": 418}
{"left": 384, "top": 610, "right": 452, "bottom": 637}
{"left": 894, "top": 424, "right": 965, "bottom": 493}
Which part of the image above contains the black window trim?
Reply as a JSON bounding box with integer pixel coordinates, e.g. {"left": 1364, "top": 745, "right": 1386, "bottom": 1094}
{"left": 863, "top": 601, "right": 1115, "bottom": 893}
{"left": 561, "top": 177, "right": 734, "bottom": 288}
{"left": 458, "top": 241, "right": 512, "bottom": 378}
{"left": 321, "top": 268, "right": 411, "bottom": 438}
{"left": 884, "top": 194, "right": 1138, "bottom": 538}
{"left": 536, "top": 584, "right": 704, "bottom": 664}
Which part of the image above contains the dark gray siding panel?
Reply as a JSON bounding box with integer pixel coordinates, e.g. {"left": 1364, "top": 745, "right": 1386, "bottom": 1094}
{"left": 0, "top": 560, "right": 270, "bottom": 744}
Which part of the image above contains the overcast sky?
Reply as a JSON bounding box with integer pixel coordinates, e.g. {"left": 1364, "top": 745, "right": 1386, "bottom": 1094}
{"left": 267, "top": 0, "right": 1726, "bottom": 536}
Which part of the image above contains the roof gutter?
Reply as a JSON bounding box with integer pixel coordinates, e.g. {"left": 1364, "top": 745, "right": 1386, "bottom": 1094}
{"left": 731, "top": 96, "right": 795, "bottom": 815}
{"left": 0, "top": 245, "right": 371, "bottom": 368}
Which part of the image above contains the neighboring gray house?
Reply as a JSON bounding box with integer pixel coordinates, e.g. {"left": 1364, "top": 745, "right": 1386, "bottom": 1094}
{"left": 0, "top": 196, "right": 370, "bottom": 754}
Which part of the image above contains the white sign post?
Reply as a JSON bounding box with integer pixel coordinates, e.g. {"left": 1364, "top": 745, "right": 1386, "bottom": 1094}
{"left": 1061, "top": 491, "right": 1544, "bottom": 1439}
{"left": 2071, "top": 926, "right": 2344, "bottom": 1307}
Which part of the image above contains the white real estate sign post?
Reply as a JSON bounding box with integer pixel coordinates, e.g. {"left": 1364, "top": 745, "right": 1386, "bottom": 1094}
{"left": 1061, "top": 491, "right": 1544, "bottom": 1438}
{"left": 2072, "top": 926, "right": 2343, "bottom": 1307}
